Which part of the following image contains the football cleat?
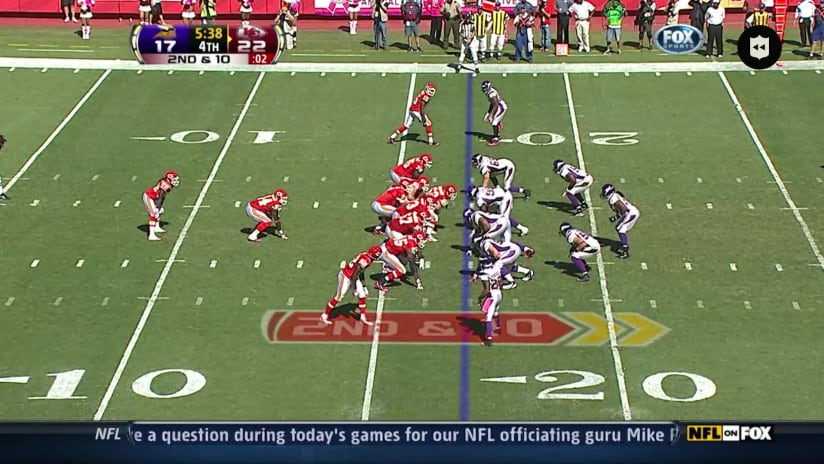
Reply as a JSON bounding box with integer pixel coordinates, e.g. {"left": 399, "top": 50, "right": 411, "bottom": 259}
{"left": 502, "top": 281, "right": 517, "bottom": 290}
{"left": 360, "top": 314, "right": 374, "bottom": 326}
{"left": 574, "top": 208, "right": 585, "bottom": 217}
{"left": 487, "top": 138, "right": 500, "bottom": 147}
{"left": 0, "top": 193, "right": 9, "bottom": 200}
{"left": 164, "top": 170, "right": 180, "bottom": 187}
{"left": 427, "top": 140, "right": 440, "bottom": 146}
{"left": 523, "top": 188, "right": 532, "bottom": 200}
{"left": 617, "top": 247, "right": 630, "bottom": 259}
{"left": 522, "top": 270, "right": 535, "bottom": 281}
{"left": 375, "top": 281, "right": 389, "bottom": 292}
{"left": 320, "top": 313, "right": 332, "bottom": 326}
{"left": 552, "top": 159, "right": 565, "bottom": 173}
{"left": 148, "top": 235, "right": 163, "bottom": 241}
{"left": 518, "top": 226, "right": 529, "bottom": 236}
{"left": 155, "top": 225, "right": 166, "bottom": 233}
{"left": 601, "top": 183, "right": 615, "bottom": 198}
{"left": 483, "top": 337, "right": 493, "bottom": 347}
{"left": 578, "top": 273, "right": 591, "bottom": 283}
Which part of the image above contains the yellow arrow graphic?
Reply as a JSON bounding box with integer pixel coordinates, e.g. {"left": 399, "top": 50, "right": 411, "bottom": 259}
{"left": 564, "top": 312, "right": 624, "bottom": 346}
{"left": 614, "top": 313, "right": 670, "bottom": 346}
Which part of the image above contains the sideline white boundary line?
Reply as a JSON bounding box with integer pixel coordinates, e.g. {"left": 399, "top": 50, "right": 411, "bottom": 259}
{"left": 718, "top": 71, "right": 824, "bottom": 271}
{"left": 5, "top": 69, "right": 111, "bottom": 192}
{"left": 1, "top": 57, "right": 823, "bottom": 74}
{"left": 360, "top": 73, "right": 418, "bottom": 422}
{"left": 92, "top": 71, "right": 268, "bottom": 420}
{"left": 563, "top": 73, "right": 632, "bottom": 421}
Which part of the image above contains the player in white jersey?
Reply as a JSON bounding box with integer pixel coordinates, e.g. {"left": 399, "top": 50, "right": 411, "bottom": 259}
{"left": 601, "top": 183, "right": 640, "bottom": 259}
{"left": 553, "top": 159, "right": 594, "bottom": 216}
{"left": 471, "top": 154, "right": 531, "bottom": 199}
{"left": 559, "top": 222, "right": 600, "bottom": 282}
{"left": 480, "top": 80, "right": 507, "bottom": 146}
{"left": 479, "top": 238, "right": 534, "bottom": 289}
{"left": 474, "top": 263, "right": 503, "bottom": 347}
{"left": 471, "top": 186, "right": 529, "bottom": 236}
{"left": 464, "top": 208, "right": 512, "bottom": 250}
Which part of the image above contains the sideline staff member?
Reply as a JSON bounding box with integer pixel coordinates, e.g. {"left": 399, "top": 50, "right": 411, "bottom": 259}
{"left": 705, "top": 0, "right": 724, "bottom": 58}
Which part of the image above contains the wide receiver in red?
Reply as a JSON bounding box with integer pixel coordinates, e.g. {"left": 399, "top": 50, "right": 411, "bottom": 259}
{"left": 390, "top": 153, "right": 432, "bottom": 183}
{"left": 142, "top": 170, "right": 179, "bottom": 241}
{"left": 246, "top": 189, "right": 288, "bottom": 242}
{"left": 387, "top": 82, "right": 440, "bottom": 146}
{"left": 321, "top": 245, "right": 382, "bottom": 326}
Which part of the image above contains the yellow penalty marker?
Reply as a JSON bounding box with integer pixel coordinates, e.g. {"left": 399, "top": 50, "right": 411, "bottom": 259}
{"left": 614, "top": 313, "right": 670, "bottom": 347}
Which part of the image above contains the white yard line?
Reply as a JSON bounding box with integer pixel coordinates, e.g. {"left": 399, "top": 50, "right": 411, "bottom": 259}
{"left": 361, "top": 72, "right": 417, "bottom": 422}
{"left": 1, "top": 57, "right": 823, "bottom": 74}
{"left": 5, "top": 69, "right": 110, "bottom": 192}
{"left": 718, "top": 71, "right": 824, "bottom": 270}
{"left": 92, "top": 71, "right": 267, "bottom": 421}
{"left": 563, "top": 73, "right": 632, "bottom": 421}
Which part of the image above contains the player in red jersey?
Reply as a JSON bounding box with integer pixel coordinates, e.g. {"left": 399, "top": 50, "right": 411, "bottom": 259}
{"left": 142, "top": 170, "right": 179, "bottom": 241}
{"left": 371, "top": 183, "right": 413, "bottom": 234}
{"left": 387, "top": 82, "right": 440, "bottom": 146}
{"left": 428, "top": 184, "right": 459, "bottom": 207}
{"left": 246, "top": 189, "right": 288, "bottom": 242}
{"left": 321, "top": 245, "right": 382, "bottom": 326}
{"left": 375, "top": 230, "right": 427, "bottom": 292}
{"left": 393, "top": 194, "right": 439, "bottom": 218}
{"left": 385, "top": 209, "right": 437, "bottom": 240}
{"left": 390, "top": 153, "right": 433, "bottom": 183}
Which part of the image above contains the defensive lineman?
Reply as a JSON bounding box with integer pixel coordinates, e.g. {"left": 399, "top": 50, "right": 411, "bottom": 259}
{"left": 601, "top": 183, "right": 640, "bottom": 259}
{"left": 472, "top": 186, "right": 529, "bottom": 236}
{"left": 472, "top": 154, "right": 532, "bottom": 199}
{"left": 559, "top": 222, "right": 600, "bottom": 282}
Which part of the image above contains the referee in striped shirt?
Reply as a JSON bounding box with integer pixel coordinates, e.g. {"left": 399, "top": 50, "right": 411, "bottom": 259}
{"left": 459, "top": 12, "right": 481, "bottom": 72}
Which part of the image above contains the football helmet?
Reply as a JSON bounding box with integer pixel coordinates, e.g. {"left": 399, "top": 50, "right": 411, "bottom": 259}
{"left": 420, "top": 153, "right": 433, "bottom": 168}
{"left": 471, "top": 154, "right": 484, "bottom": 168}
{"left": 164, "top": 170, "right": 180, "bottom": 187}
{"left": 552, "top": 159, "right": 565, "bottom": 173}
{"left": 275, "top": 188, "right": 288, "bottom": 205}
{"left": 424, "top": 82, "right": 436, "bottom": 97}
{"left": 411, "top": 230, "right": 427, "bottom": 247}
{"left": 468, "top": 186, "right": 480, "bottom": 200}
{"left": 600, "top": 183, "right": 615, "bottom": 199}
{"left": 559, "top": 222, "right": 573, "bottom": 236}
{"left": 481, "top": 80, "right": 492, "bottom": 93}
{"left": 445, "top": 184, "right": 458, "bottom": 201}
{"left": 367, "top": 245, "right": 382, "bottom": 260}
{"left": 417, "top": 176, "right": 431, "bottom": 192}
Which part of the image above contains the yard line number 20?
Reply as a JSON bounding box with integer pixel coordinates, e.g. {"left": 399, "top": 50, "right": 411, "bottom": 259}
{"left": 533, "top": 370, "right": 715, "bottom": 403}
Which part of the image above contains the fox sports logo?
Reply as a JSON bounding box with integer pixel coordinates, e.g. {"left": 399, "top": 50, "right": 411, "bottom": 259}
{"left": 654, "top": 24, "right": 704, "bottom": 55}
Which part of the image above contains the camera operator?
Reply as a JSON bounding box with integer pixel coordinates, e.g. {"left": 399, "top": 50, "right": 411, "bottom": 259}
{"left": 372, "top": 0, "right": 389, "bottom": 49}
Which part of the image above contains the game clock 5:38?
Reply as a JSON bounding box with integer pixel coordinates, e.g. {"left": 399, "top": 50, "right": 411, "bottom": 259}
{"left": 193, "top": 25, "right": 224, "bottom": 41}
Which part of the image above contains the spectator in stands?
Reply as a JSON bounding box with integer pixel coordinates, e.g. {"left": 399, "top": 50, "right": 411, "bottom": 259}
{"left": 441, "top": 0, "right": 462, "bottom": 49}
{"left": 796, "top": 0, "right": 816, "bottom": 48}
{"left": 665, "top": 0, "right": 679, "bottom": 25}
{"left": 62, "top": 0, "right": 77, "bottom": 23}
{"left": 688, "top": 0, "right": 707, "bottom": 31}
{"left": 704, "top": 0, "right": 724, "bottom": 57}
{"left": 555, "top": 0, "right": 571, "bottom": 44}
{"left": 372, "top": 0, "right": 389, "bottom": 49}
{"left": 537, "top": 0, "right": 552, "bottom": 52}
{"left": 810, "top": 3, "right": 824, "bottom": 58}
{"left": 426, "top": 0, "right": 444, "bottom": 45}
{"left": 200, "top": 0, "right": 217, "bottom": 24}
{"left": 602, "top": 0, "right": 626, "bottom": 54}
{"left": 403, "top": 0, "right": 423, "bottom": 51}
{"left": 569, "top": 0, "right": 595, "bottom": 53}
{"left": 636, "top": 0, "right": 655, "bottom": 48}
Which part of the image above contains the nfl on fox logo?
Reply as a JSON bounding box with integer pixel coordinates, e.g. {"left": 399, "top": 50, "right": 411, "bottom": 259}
{"left": 686, "top": 425, "right": 773, "bottom": 442}
{"left": 654, "top": 24, "right": 704, "bottom": 55}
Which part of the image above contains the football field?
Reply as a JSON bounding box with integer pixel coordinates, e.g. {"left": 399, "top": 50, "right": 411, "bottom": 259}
{"left": 1, "top": 53, "right": 824, "bottom": 422}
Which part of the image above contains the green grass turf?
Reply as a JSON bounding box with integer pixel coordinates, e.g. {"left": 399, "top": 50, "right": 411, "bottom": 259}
{"left": 1, "top": 62, "right": 823, "bottom": 421}
{"left": 0, "top": 25, "right": 816, "bottom": 62}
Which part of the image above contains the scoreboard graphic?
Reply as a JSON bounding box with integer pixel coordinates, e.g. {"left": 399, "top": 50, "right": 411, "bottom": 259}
{"left": 130, "top": 24, "right": 285, "bottom": 65}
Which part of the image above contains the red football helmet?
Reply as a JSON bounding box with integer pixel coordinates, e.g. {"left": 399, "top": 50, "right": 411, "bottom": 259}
{"left": 419, "top": 153, "right": 433, "bottom": 169}
{"left": 367, "top": 245, "right": 382, "bottom": 260}
{"left": 416, "top": 176, "right": 430, "bottom": 193}
{"left": 164, "top": 170, "right": 180, "bottom": 187}
{"left": 274, "top": 188, "right": 288, "bottom": 205}
{"left": 411, "top": 230, "right": 428, "bottom": 247}
{"left": 424, "top": 82, "right": 436, "bottom": 97}
{"left": 444, "top": 184, "right": 458, "bottom": 201}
